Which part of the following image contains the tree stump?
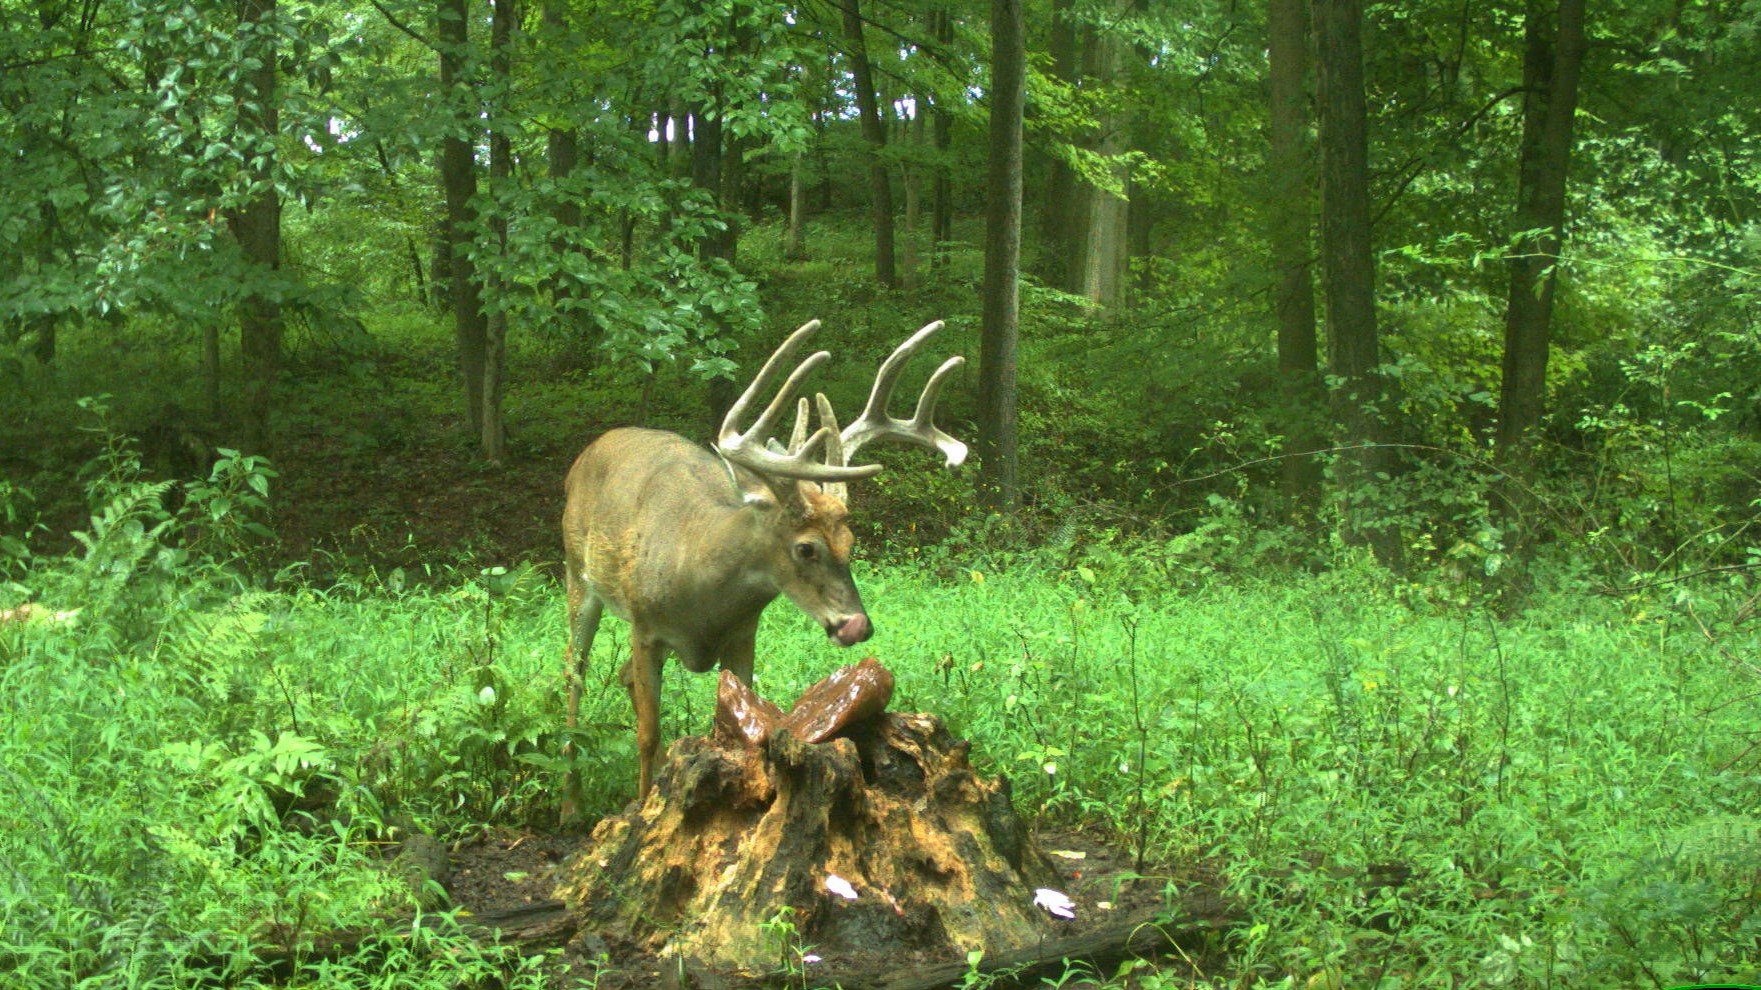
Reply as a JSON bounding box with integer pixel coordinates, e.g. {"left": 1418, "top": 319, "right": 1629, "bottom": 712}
{"left": 554, "top": 659, "right": 1065, "bottom": 980}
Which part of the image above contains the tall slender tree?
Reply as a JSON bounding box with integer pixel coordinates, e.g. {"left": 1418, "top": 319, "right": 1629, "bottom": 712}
{"left": 438, "top": 0, "right": 489, "bottom": 439}
{"left": 978, "top": 0, "right": 1025, "bottom": 509}
{"left": 541, "top": 0, "right": 587, "bottom": 355}
{"left": 1267, "top": 0, "right": 1321, "bottom": 508}
{"left": 1495, "top": 0, "right": 1587, "bottom": 460}
{"left": 1042, "top": 0, "right": 1079, "bottom": 286}
{"left": 840, "top": 0, "right": 897, "bottom": 288}
{"left": 1073, "top": 0, "right": 1132, "bottom": 307}
{"left": 1313, "top": 0, "right": 1387, "bottom": 550}
{"left": 229, "top": 0, "right": 283, "bottom": 451}
{"left": 929, "top": 8, "right": 955, "bottom": 268}
{"left": 481, "top": 0, "right": 515, "bottom": 462}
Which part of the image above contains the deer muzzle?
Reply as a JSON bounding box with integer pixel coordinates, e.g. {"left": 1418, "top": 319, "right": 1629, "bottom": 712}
{"left": 830, "top": 612, "right": 873, "bottom": 646}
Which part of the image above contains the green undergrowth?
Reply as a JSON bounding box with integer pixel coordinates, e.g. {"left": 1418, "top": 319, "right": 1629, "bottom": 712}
{"left": 2, "top": 469, "right": 1758, "bottom": 988}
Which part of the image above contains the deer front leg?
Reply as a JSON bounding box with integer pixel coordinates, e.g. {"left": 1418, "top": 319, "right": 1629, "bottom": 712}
{"left": 621, "top": 632, "right": 664, "bottom": 797}
{"left": 718, "top": 617, "right": 760, "bottom": 687}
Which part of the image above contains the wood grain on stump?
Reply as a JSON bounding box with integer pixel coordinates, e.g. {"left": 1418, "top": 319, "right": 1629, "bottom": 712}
{"left": 554, "top": 658, "right": 1064, "bottom": 979}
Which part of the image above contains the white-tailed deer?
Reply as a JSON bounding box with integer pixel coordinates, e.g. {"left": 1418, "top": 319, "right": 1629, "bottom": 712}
{"left": 562, "top": 319, "right": 966, "bottom": 799}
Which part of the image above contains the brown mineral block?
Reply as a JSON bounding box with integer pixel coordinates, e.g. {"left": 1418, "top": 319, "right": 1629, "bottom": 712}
{"left": 780, "top": 655, "right": 895, "bottom": 743}
{"left": 713, "top": 670, "right": 785, "bottom": 748}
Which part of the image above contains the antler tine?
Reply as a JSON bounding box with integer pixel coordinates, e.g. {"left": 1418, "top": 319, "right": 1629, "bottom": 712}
{"left": 852, "top": 320, "right": 943, "bottom": 424}
{"left": 717, "top": 320, "right": 884, "bottom": 483}
{"left": 839, "top": 320, "right": 969, "bottom": 467}
{"left": 787, "top": 397, "right": 811, "bottom": 452}
{"left": 815, "top": 392, "right": 852, "bottom": 503}
{"left": 746, "top": 348, "right": 832, "bottom": 444}
{"left": 907, "top": 354, "right": 969, "bottom": 466}
{"left": 719, "top": 320, "right": 820, "bottom": 444}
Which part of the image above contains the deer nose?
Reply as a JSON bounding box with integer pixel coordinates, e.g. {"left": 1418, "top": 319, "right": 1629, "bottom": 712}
{"left": 831, "top": 613, "right": 872, "bottom": 646}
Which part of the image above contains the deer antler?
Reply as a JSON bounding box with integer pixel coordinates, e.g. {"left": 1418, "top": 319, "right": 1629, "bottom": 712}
{"left": 717, "top": 321, "right": 882, "bottom": 483}
{"left": 718, "top": 319, "right": 968, "bottom": 496}
{"left": 837, "top": 320, "right": 968, "bottom": 468}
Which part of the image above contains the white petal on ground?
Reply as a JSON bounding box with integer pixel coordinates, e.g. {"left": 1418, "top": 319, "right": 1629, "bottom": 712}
{"left": 825, "top": 874, "right": 859, "bottom": 900}
{"left": 1034, "top": 888, "right": 1076, "bottom": 919}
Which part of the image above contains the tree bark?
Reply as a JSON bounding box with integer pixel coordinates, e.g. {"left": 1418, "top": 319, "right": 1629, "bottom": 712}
{"left": 1313, "top": 0, "right": 1387, "bottom": 552}
{"left": 542, "top": 0, "right": 591, "bottom": 360}
{"left": 978, "top": 0, "right": 1024, "bottom": 510}
{"left": 438, "top": 0, "right": 488, "bottom": 437}
{"left": 929, "top": 10, "right": 954, "bottom": 267}
{"left": 786, "top": 150, "right": 808, "bottom": 259}
{"left": 228, "top": 0, "right": 282, "bottom": 452}
{"left": 1494, "top": 0, "right": 1586, "bottom": 460}
{"left": 690, "top": 93, "right": 736, "bottom": 433}
{"left": 840, "top": 0, "right": 897, "bottom": 288}
{"left": 900, "top": 110, "right": 921, "bottom": 283}
{"left": 203, "top": 323, "right": 221, "bottom": 420}
{"left": 691, "top": 107, "right": 725, "bottom": 261}
{"left": 720, "top": 130, "right": 747, "bottom": 264}
{"left": 1268, "top": 0, "right": 1322, "bottom": 509}
{"left": 1042, "top": 0, "right": 1079, "bottom": 286}
{"left": 1069, "top": 0, "right": 1131, "bottom": 306}
{"left": 480, "top": 0, "right": 514, "bottom": 463}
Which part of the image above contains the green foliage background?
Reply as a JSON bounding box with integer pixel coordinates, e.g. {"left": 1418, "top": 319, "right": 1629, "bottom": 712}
{"left": 3, "top": 0, "right": 1761, "bottom": 985}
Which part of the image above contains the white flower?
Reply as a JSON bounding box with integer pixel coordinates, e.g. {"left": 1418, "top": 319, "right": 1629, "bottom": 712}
{"left": 825, "top": 874, "right": 859, "bottom": 900}
{"left": 1034, "top": 888, "right": 1075, "bottom": 919}
{"left": 801, "top": 954, "right": 822, "bottom": 965}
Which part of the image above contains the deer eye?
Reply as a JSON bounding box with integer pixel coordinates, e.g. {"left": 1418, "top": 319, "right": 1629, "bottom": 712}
{"left": 794, "top": 541, "right": 818, "bottom": 561}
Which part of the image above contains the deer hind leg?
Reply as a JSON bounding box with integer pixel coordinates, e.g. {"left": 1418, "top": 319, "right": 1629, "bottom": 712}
{"left": 560, "top": 584, "right": 604, "bottom": 820}
{"left": 621, "top": 632, "right": 664, "bottom": 797}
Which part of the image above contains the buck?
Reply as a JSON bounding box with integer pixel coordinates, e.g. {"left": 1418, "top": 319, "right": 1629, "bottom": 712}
{"left": 562, "top": 319, "right": 967, "bottom": 799}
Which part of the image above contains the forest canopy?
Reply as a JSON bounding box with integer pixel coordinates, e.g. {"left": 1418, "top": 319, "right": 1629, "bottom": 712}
{"left": 2, "top": 0, "right": 1756, "bottom": 582}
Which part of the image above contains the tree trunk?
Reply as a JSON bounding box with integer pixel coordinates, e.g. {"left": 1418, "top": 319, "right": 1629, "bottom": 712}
{"left": 668, "top": 97, "right": 689, "bottom": 177}
{"left": 430, "top": 225, "right": 452, "bottom": 312}
{"left": 900, "top": 111, "right": 921, "bottom": 284}
{"left": 1042, "top": 0, "right": 1079, "bottom": 286}
{"left": 543, "top": 0, "right": 591, "bottom": 360}
{"left": 930, "top": 10, "right": 954, "bottom": 267}
{"left": 1312, "top": 0, "right": 1388, "bottom": 553}
{"left": 978, "top": 0, "right": 1024, "bottom": 510}
{"left": 817, "top": 64, "right": 836, "bottom": 211}
{"left": 1073, "top": 1, "right": 1130, "bottom": 307}
{"left": 786, "top": 150, "right": 807, "bottom": 259}
{"left": 203, "top": 323, "right": 221, "bottom": 420}
{"left": 840, "top": 0, "right": 897, "bottom": 288}
{"left": 480, "top": 0, "right": 514, "bottom": 464}
{"left": 691, "top": 107, "right": 725, "bottom": 262}
{"left": 690, "top": 94, "right": 737, "bottom": 433}
{"left": 559, "top": 662, "right": 1065, "bottom": 981}
{"left": 405, "top": 235, "right": 428, "bottom": 306}
{"left": 720, "top": 131, "right": 747, "bottom": 264}
{"left": 1494, "top": 0, "right": 1586, "bottom": 460}
{"left": 26, "top": 201, "right": 58, "bottom": 365}
{"left": 228, "top": 0, "right": 282, "bottom": 452}
{"left": 1268, "top": 0, "right": 1322, "bottom": 510}
{"left": 439, "top": 0, "right": 487, "bottom": 437}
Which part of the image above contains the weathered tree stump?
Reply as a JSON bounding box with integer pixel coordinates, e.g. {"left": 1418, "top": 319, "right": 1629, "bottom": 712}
{"left": 554, "top": 659, "right": 1066, "bottom": 979}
